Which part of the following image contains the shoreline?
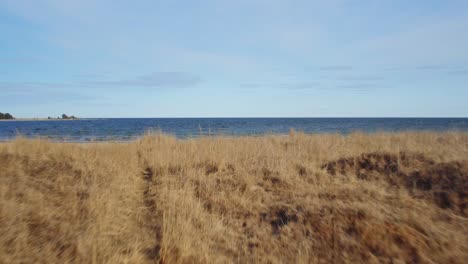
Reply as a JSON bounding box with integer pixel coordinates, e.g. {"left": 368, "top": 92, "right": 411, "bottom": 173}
{"left": 0, "top": 118, "right": 85, "bottom": 121}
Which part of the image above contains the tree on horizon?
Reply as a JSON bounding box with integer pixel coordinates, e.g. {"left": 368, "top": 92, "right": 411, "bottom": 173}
{"left": 0, "top": 112, "right": 14, "bottom": 119}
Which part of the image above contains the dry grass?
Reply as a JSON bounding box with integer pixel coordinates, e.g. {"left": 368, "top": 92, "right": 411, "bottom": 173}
{"left": 1, "top": 131, "right": 467, "bottom": 263}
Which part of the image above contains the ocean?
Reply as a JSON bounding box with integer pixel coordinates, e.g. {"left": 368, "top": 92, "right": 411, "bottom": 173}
{"left": 1, "top": 118, "right": 467, "bottom": 142}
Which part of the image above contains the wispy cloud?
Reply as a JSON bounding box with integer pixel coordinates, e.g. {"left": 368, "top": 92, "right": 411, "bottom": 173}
{"left": 382, "top": 64, "right": 468, "bottom": 73}
{"left": 0, "top": 81, "right": 95, "bottom": 105}
{"left": 415, "top": 65, "right": 468, "bottom": 75}
{"left": 303, "top": 65, "right": 353, "bottom": 72}
{"left": 446, "top": 69, "right": 468, "bottom": 75}
{"left": 0, "top": 71, "right": 203, "bottom": 94}
{"left": 277, "top": 82, "right": 319, "bottom": 90}
{"left": 73, "top": 73, "right": 107, "bottom": 79}
{"left": 89, "top": 72, "right": 203, "bottom": 89}
{"left": 415, "top": 65, "right": 449, "bottom": 70}
{"left": 332, "top": 83, "right": 392, "bottom": 91}
{"left": 240, "top": 79, "right": 389, "bottom": 92}
{"left": 360, "top": 16, "right": 468, "bottom": 65}
{"left": 239, "top": 81, "right": 319, "bottom": 91}
{"left": 0, "top": 81, "right": 68, "bottom": 90}
{"left": 316, "top": 66, "right": 353, "bottom": 71}
{"left": 336, "top": 75, "right": 384, "bottom": 81}
{"left": 0, "top": 56, "right": 45, "bottom": 64}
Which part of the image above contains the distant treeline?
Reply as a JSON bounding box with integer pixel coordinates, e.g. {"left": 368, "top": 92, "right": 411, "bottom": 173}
{"left": 0, "top": 112, "right": 14, "bottom": 119}
{"left": 48, "top": 114, "right": 78, "bottom": 120}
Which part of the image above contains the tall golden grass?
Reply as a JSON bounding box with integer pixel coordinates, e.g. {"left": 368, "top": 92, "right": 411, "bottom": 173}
{"left": 1, "top": 131, "right": 467, "bottom": 263}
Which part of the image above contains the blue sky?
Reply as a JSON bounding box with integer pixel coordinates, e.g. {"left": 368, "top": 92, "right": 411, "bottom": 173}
{"left": 1, "top": 0, "right": 467, "bottom": 117}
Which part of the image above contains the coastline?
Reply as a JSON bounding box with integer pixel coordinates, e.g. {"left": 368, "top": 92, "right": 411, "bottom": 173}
{"left": 0, "top": 118, "right": 82, "bottom": 121}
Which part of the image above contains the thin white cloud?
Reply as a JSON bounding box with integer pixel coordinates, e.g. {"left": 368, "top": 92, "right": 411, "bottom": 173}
{"left": 317, "top": 66, "right": 353, "bottom": 71}
{"left": 0, "top": 56, "right": 45, "bottom": 64}
{"left": 89, "top": 72, "right": 203, "bottom": 89}
{"left": 0, "top": 82, "right": 95, "bottom": 105}
{"left": 359, "top": 16, "right": 468, "bottom": 65}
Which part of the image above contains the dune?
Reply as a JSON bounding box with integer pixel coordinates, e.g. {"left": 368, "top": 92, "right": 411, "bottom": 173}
{"left": 1, "top": 131, "right": 467, "bottom": 263}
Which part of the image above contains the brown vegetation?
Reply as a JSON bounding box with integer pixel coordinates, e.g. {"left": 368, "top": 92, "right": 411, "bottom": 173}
{"left": 1, "top": 131, "right": 467, "bottom": 263}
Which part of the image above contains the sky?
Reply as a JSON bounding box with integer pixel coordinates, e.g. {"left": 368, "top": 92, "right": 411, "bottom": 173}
{"left": 1, "top": 0, "right": 467, "bottom": 118}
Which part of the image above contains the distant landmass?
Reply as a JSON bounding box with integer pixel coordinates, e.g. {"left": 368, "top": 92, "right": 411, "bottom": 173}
{"left": 0, "top": 113, "right": 79, "bottom": 121}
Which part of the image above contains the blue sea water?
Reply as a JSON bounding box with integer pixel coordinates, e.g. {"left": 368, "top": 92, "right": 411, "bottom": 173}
{"left": 0, "top": 118, "right": 467, "bottom": 142}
